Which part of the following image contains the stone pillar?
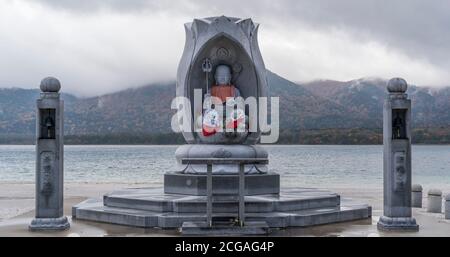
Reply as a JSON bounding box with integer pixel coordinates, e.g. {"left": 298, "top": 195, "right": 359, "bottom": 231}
{"left": 29, "top": 77, "right": 70, "bottom": 231}
{"left": 427, "top": 189, "right": 442, "bottom": 213}
{"left": 411, "top": 184, "right": 423, "bottom": 208}
{"left": 445, "top": 194, "right": 450, "bottom": 219}
{"left": 377, "top": 78, "right": 418, "bottom": 231}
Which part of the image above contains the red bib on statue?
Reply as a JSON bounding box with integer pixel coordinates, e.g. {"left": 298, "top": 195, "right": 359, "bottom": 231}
{"left": 211, "top": 85, "right": 236, "bottom": 103}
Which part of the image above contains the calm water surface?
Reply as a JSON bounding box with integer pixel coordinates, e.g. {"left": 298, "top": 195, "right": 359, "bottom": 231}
{"left": 0, "top": 145, "right": 449, "bottom": 189}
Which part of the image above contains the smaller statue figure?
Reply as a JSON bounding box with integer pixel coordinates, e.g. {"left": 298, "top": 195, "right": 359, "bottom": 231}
{"left": 202, "top": 108, "right": 221, "bottom": 136}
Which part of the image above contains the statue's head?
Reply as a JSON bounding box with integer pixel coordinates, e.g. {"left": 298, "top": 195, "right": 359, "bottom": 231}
{"left": 214, "top": 65, "right": 232, "bottom": 85}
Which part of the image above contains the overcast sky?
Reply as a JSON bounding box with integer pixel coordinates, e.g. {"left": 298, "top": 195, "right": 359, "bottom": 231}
{"left": 0, "top": 0, "right": 449, "bottom": 96}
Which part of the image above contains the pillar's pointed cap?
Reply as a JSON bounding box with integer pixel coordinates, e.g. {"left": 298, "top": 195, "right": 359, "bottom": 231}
{"left": 387, "top": 77, "right": 407, "bottom": 93}
{"left": 40, "top": 77, "right": 61, "bottom": 92}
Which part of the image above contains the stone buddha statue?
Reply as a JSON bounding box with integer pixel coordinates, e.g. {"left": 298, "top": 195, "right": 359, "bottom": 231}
{"left": 174, "top": 16, "right": 270, "bottom": 175}
{"left": 200, "top": 64, "right": 248, "bottom": 140}
{"left": 211, "top": 65, "right": 241, "bottom": 103}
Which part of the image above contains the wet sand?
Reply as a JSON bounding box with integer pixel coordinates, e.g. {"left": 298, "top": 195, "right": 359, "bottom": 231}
{"left": 1, "top": 182, "right": 450, "bottom": 237}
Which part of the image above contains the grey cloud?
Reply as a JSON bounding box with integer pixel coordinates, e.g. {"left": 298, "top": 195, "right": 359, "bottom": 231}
{"left": 2, "top": 0, "right": 449, "bottom": 96}
{"left": 278, "top": 0, "right": 450, "bottom": 68}
{"left": 32, "top": 0, "right": 197, "bottom": 15}
{"left": 195, "top": 0, "right": 450, "bottom": 69}
{"left": 35, "top": 0, "right": 450, "bottom": 69}
{"left": 32, "top": 0, "right": 158, "bottom": 13}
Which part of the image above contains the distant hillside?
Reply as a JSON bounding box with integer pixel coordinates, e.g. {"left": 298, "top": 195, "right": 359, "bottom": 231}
{"left": 268, "top": 72, "right": 376, "bottom": 131}
{"left": 301, "top": 78, "right": 450, "bottom": 129}
{"left": 0, "top": 88, "right": 77, "bottom": 135}
{"left": 0, "top": 72, "right": 449, "bottom": 144}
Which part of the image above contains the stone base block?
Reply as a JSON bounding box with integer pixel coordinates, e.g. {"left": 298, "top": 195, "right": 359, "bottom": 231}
{"left": 377, "top": 216, "right": 419, "bottom": 231}
{"left": 29, "top": 216, "right": 70, "bottom": 231}
{"left": 164, "top": 172, "right": 280, "bottom": 196}
{"left": 181, "top": 221, "right": 270, "bottom": 235}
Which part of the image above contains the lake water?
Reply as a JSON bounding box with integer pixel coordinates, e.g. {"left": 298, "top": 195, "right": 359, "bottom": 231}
{"left": 0, "top": 145, "right": 449, "bottom": 189}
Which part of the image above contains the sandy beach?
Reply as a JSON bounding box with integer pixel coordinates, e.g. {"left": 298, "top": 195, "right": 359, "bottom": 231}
{"left": 1, "top": 182, "right": 450, "bottom": 237}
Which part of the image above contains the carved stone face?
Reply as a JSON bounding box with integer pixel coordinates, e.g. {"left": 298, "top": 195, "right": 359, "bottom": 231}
{"left": 214, "top": 65, "right": 232, "bottom": 85}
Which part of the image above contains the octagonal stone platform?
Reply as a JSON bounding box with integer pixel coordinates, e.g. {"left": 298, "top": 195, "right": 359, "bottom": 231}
{"left": 72, "top": 187, "right": 372, "bottom": 229}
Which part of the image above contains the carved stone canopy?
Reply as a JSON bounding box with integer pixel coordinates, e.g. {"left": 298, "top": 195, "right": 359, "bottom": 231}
{"left": 176, "top": 16, "right": 268, "bottom": 144}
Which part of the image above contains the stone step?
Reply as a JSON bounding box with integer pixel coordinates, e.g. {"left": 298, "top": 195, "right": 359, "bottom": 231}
{"left": 72, "top": 198, "right": 371, "bottom": 229}
{"left": 181, "top": 221, "right": 270, "bottom": 235}
{"left": 210, "top": 195, "right": 239, "bottom": 202}
{"left": 103, "top": 192, "right": 341, "bottom": 213}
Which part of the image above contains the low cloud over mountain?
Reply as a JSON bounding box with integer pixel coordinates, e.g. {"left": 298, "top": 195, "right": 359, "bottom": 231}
{"left": 1, "top": 72, "right": 449, "bottom": 144}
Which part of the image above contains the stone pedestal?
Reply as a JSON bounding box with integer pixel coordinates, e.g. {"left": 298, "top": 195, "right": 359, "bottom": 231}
{"left": 175, "top": 144, "right": 269, "bottom": 174}
{"left": 29, "top": 77, "right": 69, "bottom": 231}
{"left": 72, "top": 16, "right": 373, "bottom": 234}
{"left": 377, "top": 216, "right": 418, "bottom": 231}
{"left": 168, "top": 144, "right": 278, "bottom": 195}
{"left": 378, "top": 78, "right": 418, "bottom": 231}
{"left": 73, "top": 187, "right": 372, "bottom": 229}
{"left": 164, "top": 172, "right": 279, "bottom": 195}
{"left": 29, "top": 217, "right": 70, "bottom": 231}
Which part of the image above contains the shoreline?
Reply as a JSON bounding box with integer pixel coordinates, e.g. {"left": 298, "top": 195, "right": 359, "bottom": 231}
{"left": 1, "top": 182, "right": 450, "bottom": 236}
